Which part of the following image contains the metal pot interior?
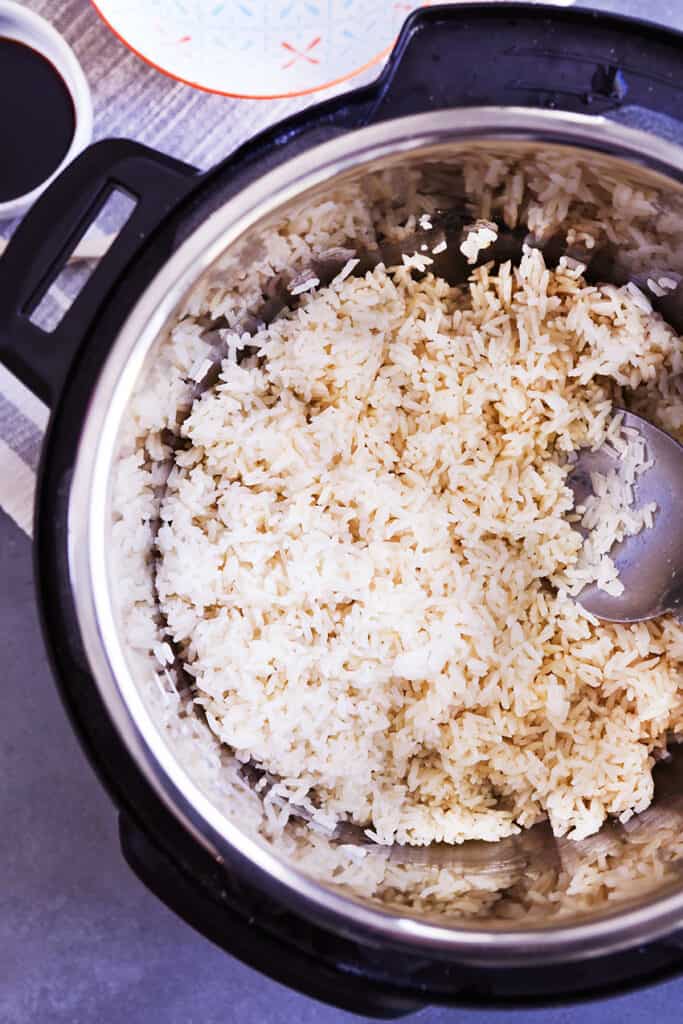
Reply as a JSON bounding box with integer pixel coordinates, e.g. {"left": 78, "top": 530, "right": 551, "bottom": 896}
{"left": 69, "top": 111, "right": 683, "bottom": 961}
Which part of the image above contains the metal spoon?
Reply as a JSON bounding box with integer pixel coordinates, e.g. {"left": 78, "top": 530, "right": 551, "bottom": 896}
{"left": 567, "top": 411, "right": 683, "bottom": 623}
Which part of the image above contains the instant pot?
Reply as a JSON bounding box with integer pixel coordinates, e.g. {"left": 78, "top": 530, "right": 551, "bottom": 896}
{"left": 4, "top": 5, "right": 683, "bottom": 1016}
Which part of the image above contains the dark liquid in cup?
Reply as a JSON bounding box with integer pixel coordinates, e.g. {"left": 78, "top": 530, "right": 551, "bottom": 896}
{"left": 0, "top": 38, "right": 76, "bottom": 203}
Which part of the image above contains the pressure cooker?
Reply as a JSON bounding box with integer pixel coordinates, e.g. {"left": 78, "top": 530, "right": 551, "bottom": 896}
{"left": 3, "top": 5, "right": 683, "bottom": 1016}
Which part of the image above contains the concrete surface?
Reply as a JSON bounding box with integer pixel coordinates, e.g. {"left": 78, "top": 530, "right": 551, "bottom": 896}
{"left": 4, "top": 1, "right": 683, "bottom": 1021}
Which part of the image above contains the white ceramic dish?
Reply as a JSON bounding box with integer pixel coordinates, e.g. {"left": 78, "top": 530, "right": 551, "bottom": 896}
{"left": 89, "top": 0, "right": 425, "bottom": 99}
{"left": 0, "top": 1, "right": 92, "bottom": 219}
{"left": 88, "top": 0, "right": 576, "bottom": 101}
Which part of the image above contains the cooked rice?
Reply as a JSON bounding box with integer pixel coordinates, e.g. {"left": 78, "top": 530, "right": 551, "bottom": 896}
{"left": 112, "top": 150, "right": 683, "bottom": 920}
{"left": 155, "top": 244, "right": 683, "bottom": 847}
{"left": 460, "top": 219, "right": 499, "bottom": 263}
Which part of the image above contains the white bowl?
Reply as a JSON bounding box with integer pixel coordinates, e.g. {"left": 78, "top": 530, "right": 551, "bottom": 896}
{"left": 0, "top": 1, "right": 92, "bottom": 220}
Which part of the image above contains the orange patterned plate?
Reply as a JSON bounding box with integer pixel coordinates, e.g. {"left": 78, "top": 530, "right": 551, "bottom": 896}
{"left": 89, "top": 0, "right": 426, "bottom": 99}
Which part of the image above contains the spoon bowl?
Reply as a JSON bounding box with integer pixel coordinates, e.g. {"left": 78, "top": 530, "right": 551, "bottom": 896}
{"left": 568, "top": 411, "right": 683, "bottom": 623}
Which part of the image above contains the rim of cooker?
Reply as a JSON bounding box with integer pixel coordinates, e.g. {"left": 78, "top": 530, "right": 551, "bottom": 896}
{"left": 69, "top": 107, "right": 683, "bottom": 964}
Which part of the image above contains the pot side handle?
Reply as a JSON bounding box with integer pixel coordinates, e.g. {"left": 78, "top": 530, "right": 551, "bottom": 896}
{"left": 367, "top": 5, "right": 683, "bottom": 127}
{"left": 0, "top": 139, "right": 198, "bottom": 407}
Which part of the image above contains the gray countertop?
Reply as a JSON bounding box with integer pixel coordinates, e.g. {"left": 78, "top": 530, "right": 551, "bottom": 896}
{"left": 3, "top": 1, "right": 683, "bottom": 1022}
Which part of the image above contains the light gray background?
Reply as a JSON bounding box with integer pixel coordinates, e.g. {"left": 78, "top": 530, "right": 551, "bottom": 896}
{"left": 3, "top": 1, "right": 683, "bottom": 1022}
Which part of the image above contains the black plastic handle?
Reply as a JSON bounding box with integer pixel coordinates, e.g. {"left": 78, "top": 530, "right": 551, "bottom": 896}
{"left": 368, "top": 3, "right": 683, "bottom": 124}
{"left": 0, "top": 139, "right": 198, "bottom": 406}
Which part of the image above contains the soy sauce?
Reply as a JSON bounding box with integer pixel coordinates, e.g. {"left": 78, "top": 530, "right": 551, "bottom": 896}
{"left": 0, "top": 38, "right": 75, "bottom": 202}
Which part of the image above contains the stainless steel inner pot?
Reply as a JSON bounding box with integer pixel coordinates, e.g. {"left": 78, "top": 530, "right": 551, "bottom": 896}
{"left": 68, "top": 108, "right": 683, "bottom": 965}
